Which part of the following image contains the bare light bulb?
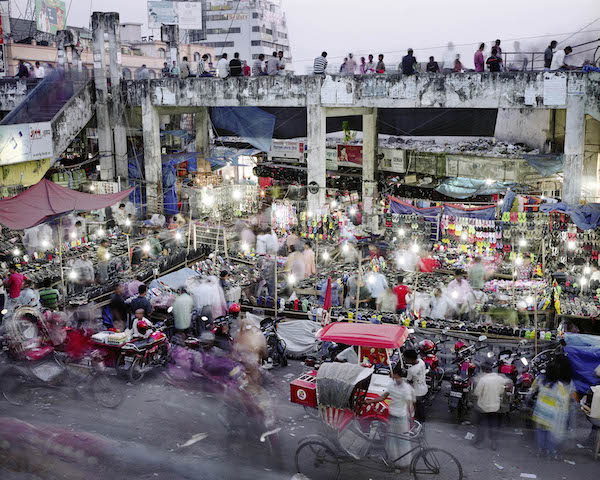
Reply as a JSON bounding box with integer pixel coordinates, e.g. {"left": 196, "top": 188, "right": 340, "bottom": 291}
{"left": 142, "top": 243, "right": 151, "bottom": 253}
{"left": 232, "top": 190, "right": 242, "bottom": 200}
{"left": 12, "top": 248, "right": 20, "bottom": 256}
{"left": 349, "top": 207, "right": 357, "bottom": 215}
{"left": 411, "top": 243, "right": 419, "bottom": 253}
{"left": 125, "top": 219, "right": 132, "bottom": 227}
{"left": 288, "top": 274, "right": 296, "bottom": 285}
{"left": 322, "top": 251, "right": 330, "bottom": 260}
{"left": 519, "top": 238, "right": 527, "bottom": 247}
{"left": 69, "top": 270, "right": 78, "bottom": 280}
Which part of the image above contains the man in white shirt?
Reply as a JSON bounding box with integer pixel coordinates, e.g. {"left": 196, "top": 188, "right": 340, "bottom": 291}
{"left": 217, "top": 53, "right": 230, "bottom": 78}
{"left": 405, "top": 349, "right": 428, "bottom": 421}
{"left": 550, "top": 46, "right": 574, "bottom": 70}
{"left": 473, "top": 362, "right": 510, "bottom": 450}
{"left": 267, "top": 51, "right": 280, "bottom": 76}
{"left": 34, "top": 62, "right": 45, "bottom": 78}
{"left": 446, "top": 270, "right": 475, "bottom": 316}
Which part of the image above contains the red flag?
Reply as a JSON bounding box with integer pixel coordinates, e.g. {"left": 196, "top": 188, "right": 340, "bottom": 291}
{"left": 323, "top": 277, "right": 332, "bottom": 311}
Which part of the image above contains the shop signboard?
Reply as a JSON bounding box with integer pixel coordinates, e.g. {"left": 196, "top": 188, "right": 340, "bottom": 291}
{"left": 0, "top": 122, "right": 53, "bottom": 166}
{"left": 337, "top": 144, "right": 362, "bottom": 166}
{"left": 379, "top": 148, "right": 405, "bottom": 173}
{"left": 326, "top": 148, "right": 338, "bottom": 171}
{"left": 148, "top": 1, "right": 203, "bottom": 29}
{"left": 268, "top": 140, "right": 305, "bottom": 161}
{"left": 36, "top": 0, "right": 66, "bottom": 35}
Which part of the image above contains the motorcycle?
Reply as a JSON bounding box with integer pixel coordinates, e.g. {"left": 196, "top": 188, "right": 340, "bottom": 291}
{"left": 119, "top": 321, "right": 170, "bottom": 383}
{"left": 260, "top": 318, "right": 287, "bottom": 368}
{"left": 447, "top": 335, "right": 487, "bottom": 422}
{"left": 490, "top": 340, "right": 533, "bottom": 412}
{"left": 418, "top": 338, "right": 446, "bottom": 395}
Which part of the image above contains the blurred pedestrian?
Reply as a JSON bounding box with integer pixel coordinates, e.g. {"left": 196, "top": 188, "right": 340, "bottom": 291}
{"left": 405, "top": 349, "right": 428, "bottom": 421}
{"left": 365, "top": 54, "right": 376, "bottom": 74}
{"left": 97, "top": 238, "right": 110, "bottom": 284}
{"left": 242, "top": 60, "right": 251, "bottom": 76}
{"left": 161, "top": 62, "right": 170, "bottom": 77}
{"left": 401, "top": 48, "right": 417, "bottom": 75}
{"left": 16, "top": 60, "right": 29, "bottom": 78}
{"left": 339, "top": 57, "right": 348, "bottom": 73}
{"left": 198, "top": 54, "right": 213, "bottom": 77}
{"left": 180, "top": 56, "right": 191, "bottom": 78}
{"left": 550, "top": 46, "right": 575, "bottom": 70}
{"left": 267, "top": 51, "right": 280, "bottom": 76}
{"left": 442, "top": 42, "right": 455, "bottom": 72}
{"left": 376, "top": 54, "right": 386, "bottom": 73}
{"left": 544, "top": 40, "right": 558, "bottom": 69}
{"left": 486, "top": 48, "right": 503, "bottom": 72}
{"left": 360, "top": 56, "right": 367, "bottom": 74}
{"left": 129, "top": 284, "right": 153, "bottom": 319}
{"left": 34, "top": 61, "right": 46, "bottom": 78}
{"left": 170, "top": 60, "right": 180, "bottom": 77}
{"left": 303, "top": 240, "right": 316, "bottom": 277}
{"left": 453, "top": 54, "right": 463, "bottom": 72}
{"left": 345, "top": 53, "right": 357, "bottom": 74}
{"left": 253, "top": 53, "right": 267, "bottom": 76}
{"left": 393, "top": 275, "right": 411, "bottom": 313}
{"left": 217, "top": 53, "right": 229, "bottom": 78}
{"left": 3, "top": 264, "right": 27, "bottom": 311}
{"left": 494, "top": 39, "right": 502, "bottom": 56}
{"left": 313, "top": 51, "right": 328, "bottom": 75}
{"left": 278, "top": 50, "right": 286, "bottom": 75}
{"left": 39, "top": 279, "right": 60, "bottom": 311}
{"left": 474, "top": 43, "right": 485, "bottom": 72}
{"left": 473, "top": 361, "right": 510, "bottom": 450}
{"left": 109, "top": 284, "right": 127, "bottom": 331}
{"left": 426, "top": 56, "right": 440, "bottom": 72}
{"left": 138, "top": 64, "right": 150, "bottom": 80}
{"left": 229, "top": 52, "right": 243, "bottom": 76}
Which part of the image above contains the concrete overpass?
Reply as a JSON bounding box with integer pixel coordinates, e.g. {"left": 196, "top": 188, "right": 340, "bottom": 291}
{"left": 124, "top": 71, "right": 600, "bottom": 223}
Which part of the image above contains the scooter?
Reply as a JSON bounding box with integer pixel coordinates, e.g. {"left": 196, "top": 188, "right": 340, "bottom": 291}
{"left": 119, "top": 322, "right": 170, "bottom": 383}
{"left": 447, "top": 335, "right": 487, "bottom": 422}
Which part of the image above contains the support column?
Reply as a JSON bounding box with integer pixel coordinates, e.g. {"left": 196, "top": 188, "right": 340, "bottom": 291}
{"left": 562, "top": 96, "right": 586, "bottom": 204}
{"left": 161, "top": 25, "right": 180, "bottom": 69}
{"left": 362, "top": 108, "right": 378, "bottom": 232}
{"left": 195, "top": 107, "right": 211, "bottom": 160}
{"left": 92, "top": 12, "right": 114, "bottom": 181}
{"left": 142, "top": 96, "right": 162, "bottom": 214}
{"left": 306, "top": 105, "right": 326, "bottom": 213}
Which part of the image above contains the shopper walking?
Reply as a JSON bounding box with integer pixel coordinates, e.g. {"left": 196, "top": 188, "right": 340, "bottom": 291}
{"left": 97, "top": 239, "right": 110, "bottom": 284}
{"left": 442, "top": 42, "right": 456, "bottom": 72}
{"left": 3, "top": 264, "right": 27, "bottom": 311}
{"left": 474, "top": 43, "right": 485, "bottom": 72}
{"left": 544, "top": 40, "right": 558, "bottom": 69}
{"left": 39, "top": 279, "right": 60, "bottom": 311}
{"left": 473, "top": 361, "right": 510, "bottom": 450}
{"left": 405, "top": 349, "right": 428, "bottom": 421}
{"left": 469, "top": 256, "right": 486, "bottom": 290}
{"left": 217, "top": 53, "right": 229, "bottom": 78}
{"left": 345, "top": 53, "right": 357, "bottom": 74}
{"left": 229, "top": 52, "right": 243, "bottom": 76}
{"left": 532, "top": 356, "right": 573, "bottom": 457}
{"left": 393, "top": 276, "right": 411, "bottom": 313}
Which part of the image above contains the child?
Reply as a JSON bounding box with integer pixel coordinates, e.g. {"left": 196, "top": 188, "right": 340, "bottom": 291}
{"left": 365, "top": 363, "right": 416, "bottom": 467}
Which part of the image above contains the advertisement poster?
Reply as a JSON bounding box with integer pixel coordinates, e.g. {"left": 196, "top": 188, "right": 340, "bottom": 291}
{"left": 0, "top": 122, "right": 53, "bottom": 166}
{"left": 148, "top": 1, "right": 203, "bottom": 29}
{"left": 0, "top": 45, "right": 5, "bottom": 78}
{"left": 36, "top": 0, "right": 66, "bottom": 35}
{"left": 337, "top": 145, "right": 363, "bottom": 165}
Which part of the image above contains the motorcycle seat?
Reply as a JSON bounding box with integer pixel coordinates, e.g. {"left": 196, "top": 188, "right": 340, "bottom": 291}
{"left": 131, "top": 338, "right": 159, "bottom": 350}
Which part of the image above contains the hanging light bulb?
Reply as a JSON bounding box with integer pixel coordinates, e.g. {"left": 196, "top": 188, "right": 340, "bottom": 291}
{"left": 232, "top": 189, "right": 242, "bottom": 200}
{"left": 519, "top": 238, "right": 527, "bottom": 247}
{"left": 12, "top": 248, "right": 20, "bottom": 256}
{"left": 70, "top": 231, "right": 77, "bottom": 239}
{"left": 68, "top": 270, "right": 78, "bottom": 281}
{"left": 90, "top": 184, "right": 95, "bottom": 191}
{"left": 515, "top": 257, "right": 523, "bottom": 266}
{"left": 342, "top": 243, "right": 350, "bottom": 254}
{"left": 96, "top": 228, "right": 104, "bottom": 237}
{"left": 41, "top": 239, "right": 50, "bottom": 249}
{"left": 307, "top": 211, "right": 314, "bottom": 218}
{"left": 331, "top": 200, "right": 337, "bottom": 208}
{"left": 241, "top": 242, "right": 250, "bottom": 252}
{"left": 142, "top": 243, "right": 151, "bottom": 253}
{"left": 288, "top": 274, "right": 296, "bottom": 285}
{"left": 460, "top": 232, "right": 467, "bottom": 241}
{"left": 485, "top": 179, "right": 494, "bottom": 186}
{"left": 368, "top": 274, "right": 376, "bottom": 284}
{"left": 104, "top": 252, "right": 111, "bottom": 260}
{"left": 526, "top": 296, "right": 534, "bottom": 306}
{"left": 568, "top": 240, "right": 576, "bottom": 250}
{"left": 349, "top": 207, "right": 357, "bottom": 215}
{"left": 175, "top": 232, "right": 183, "bottom": 241}
{"left": 398, "top": 228, "right": 406, "bottom": 237}
{"left": 411, "top": 243, "right": 419, "bottom": 253}
{"left": 584, "top": 266, "right": 592, "bottom": 276}
{"left": 580, "top": 277, "right": 588, "bottom": 286}
{"left": 125, "top": 219, "right": 132, "bottom": 227}
{"left": 322, "top": 251, "right": 330, "bottom": 260}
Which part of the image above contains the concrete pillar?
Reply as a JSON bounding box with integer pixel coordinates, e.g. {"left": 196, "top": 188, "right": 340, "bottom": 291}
{"left": 161, "top": 25, "right": 180, "bottom": 69}
{"left": 56, "top": 30, "right": 67, "bottom": 69}
{"left": 142, "top": 96, "right": 162, "bottom": 214}
{"left": 195, "top": 107, "right": 211, "bottom": 159}
{"left": 562, "top": 96, "right": 586, "bottom": 204}
{"left": 362, "top": 108, "right": 378, "bottom": 232}
{"left": 306, "top": 105, "right": 327, "bottom": 213}
{"left": 92, "top": 12, "right": 114, "bottom": 181}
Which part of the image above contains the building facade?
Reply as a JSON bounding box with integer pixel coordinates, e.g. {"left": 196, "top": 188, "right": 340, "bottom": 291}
{"left": 188, "top": 0, "right": 291, "bottom": 67}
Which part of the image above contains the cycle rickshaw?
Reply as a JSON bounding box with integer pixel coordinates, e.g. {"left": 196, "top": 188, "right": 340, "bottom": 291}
{"left": 294, "top": 361, "right": 463, "bottom": 480}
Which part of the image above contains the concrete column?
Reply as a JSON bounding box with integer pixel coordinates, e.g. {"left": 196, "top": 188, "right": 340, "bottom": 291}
{"left": 195, "top": 107, "right": 211, "bottom": 159}
{"left": 56, "top": 30, "right": 67, "bottom": 69}
{"left": 92, "top": 12, "right": 114, "bottom": 181}
{"left": 562, "top": 96, "right": 586, "bottom": 204}
{"left": 161, "top": 25, "right": 180, "bottom": 69}
{"left": 306, "top": 105, "right": 326, "bottom": 213}
{"left": 142, "top": 96, "right": 162, "bottom": 214}
{"left": 362, "top": 108, "right": 378, "bottom": 232}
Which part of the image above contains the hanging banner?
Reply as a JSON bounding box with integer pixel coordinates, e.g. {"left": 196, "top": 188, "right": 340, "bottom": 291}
{"left": 148, "top": 1, "right": 203, "bottom": 29}
{"left": 36, "top": 0, "right": 66, "bottom": 35}
{"left": 0, "top": 122, "right": 53, "bottom": 166}
{"left": 337, "top": 144, "right": 362, "bottom": 166}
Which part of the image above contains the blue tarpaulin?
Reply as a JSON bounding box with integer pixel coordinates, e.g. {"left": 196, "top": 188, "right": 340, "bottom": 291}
{"left": 539, "top": 202, "right": 600, "bottom": 231}
{"left": 501, "top": 190, "right": 516, "bottom": 215}
{"left": 564, "top": 333, "right": 600, "bottom": 393}
{"left": 208, "top": 147, "right": 260, "bottom": 171}
{"left": 444, "top": 204, "right": 496, "bottom": 220}
{"left": 523, "top": 154, "right": 564, "bottom": 176}
{"left": 435, "top": 177, "right": 513, "bottom": 199}
{"left": 211, "top": 107, "right": 276, "bottom": 152}
{"left": 388, "top": 197, "right": 442, "bottom": 217}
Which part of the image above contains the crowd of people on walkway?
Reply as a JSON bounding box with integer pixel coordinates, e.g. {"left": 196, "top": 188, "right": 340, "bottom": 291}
{"left": 15, "top": 60, "right": 52, "bottom": 79}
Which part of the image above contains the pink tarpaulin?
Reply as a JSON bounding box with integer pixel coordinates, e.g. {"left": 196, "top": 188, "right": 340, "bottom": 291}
{"left": 0, "top": 179, "right": 134, "bottom": 230}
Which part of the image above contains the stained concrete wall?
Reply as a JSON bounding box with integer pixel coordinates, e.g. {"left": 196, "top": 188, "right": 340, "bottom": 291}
{"left": 0, "top": 79, "right": 41, "bottom": 113}
{"left": 494, "top": 108, "right": 551, "bottom": 152}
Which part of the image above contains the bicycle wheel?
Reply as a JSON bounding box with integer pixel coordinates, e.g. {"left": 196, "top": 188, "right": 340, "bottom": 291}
{"left": 2, "top": 370, "right": 33, "bottom": 406}
{"left": 295, "top": 440, "right": 341, "bottom": 480}
{"left": 411, "top": 447, "right": 463, "bottom": 480}
{"left": 91, "top": 374, "right": 124, "bottom": 408}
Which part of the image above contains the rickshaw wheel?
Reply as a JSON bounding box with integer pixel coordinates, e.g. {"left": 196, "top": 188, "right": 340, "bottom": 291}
{"left": 411, "top": 447, "right": 463, "bottom": 480}
{"left": 296, "top": 440, "right": 341, "bottom": 480}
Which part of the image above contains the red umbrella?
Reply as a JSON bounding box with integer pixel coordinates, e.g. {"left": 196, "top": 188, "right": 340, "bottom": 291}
{"left": 323, "top": 277, "right": 332, "bottom": 311}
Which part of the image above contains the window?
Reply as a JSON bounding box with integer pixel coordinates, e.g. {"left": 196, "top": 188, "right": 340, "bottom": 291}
{"left": 201, "top": 41, "right": 235, "bottom": 48}
{"left": 265, "top": 29, "right": 272, "bottom": 35}
{"left": 252, "top": 12, "right": 259, "bottom": 18}
{"left": 252, "top": 26, "right": 260, "bottom": 32}
{"left": 158, "top": 48, "right": 166, "bottom": 58}
{"left": 122, "top": 68, "right": 132, "bottom": 80}
{"left": 206, "top": 27, "right": 241, "bottom": 35}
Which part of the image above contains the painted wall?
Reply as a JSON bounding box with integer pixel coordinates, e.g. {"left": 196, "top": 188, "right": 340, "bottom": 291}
{"left": 0, "top": 158, "right": 50, "bottom": 187}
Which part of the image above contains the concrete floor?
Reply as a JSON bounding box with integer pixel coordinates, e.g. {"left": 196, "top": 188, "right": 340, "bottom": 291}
{"left": 0, "top": 358, "right": 597, "bottom": 480}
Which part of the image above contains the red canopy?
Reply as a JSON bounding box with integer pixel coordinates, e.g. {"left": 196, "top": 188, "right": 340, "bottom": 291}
{"left": 0, "top": 179, "right": 134, "bottom": 230}
{"left": 317, "top": 323, "right": 408, "bottom": 349}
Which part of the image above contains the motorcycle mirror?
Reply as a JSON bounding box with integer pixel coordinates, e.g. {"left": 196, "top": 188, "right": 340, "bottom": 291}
{"left": 1, "top": 309, "right": 7, "bottom": 315}
{"left": 478, "top": 335, "right": 487, "bottom": 342}
{"left": 167, "top": 306, "right": 173, "bottom": 313}
{"left": 487, "top": 351, "right": 494, "bottom": 358}
{"left": 407, "top": 328, "right": 415, "bottom": 334}
{"left": 521, "top": 357, "right": 529, "bottom": 366}
{"left": 201, "top": 316, "right": 209, "bottom": 323}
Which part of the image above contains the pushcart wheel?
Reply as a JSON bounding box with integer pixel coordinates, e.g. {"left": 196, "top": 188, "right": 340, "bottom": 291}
{"left": 295, "top": 440, "right": 341, "bottom": 480}
{"left": 2, "top": 370, "right": 33, "bottom": 406}
{"left": 91, "top": 374, "right": 124, "bottom": 408}
{"left": 411, "top": 447, "right": 463, "bottom": 480}
{"left": 129, "top": 357, "right": 146, "bottom": 383}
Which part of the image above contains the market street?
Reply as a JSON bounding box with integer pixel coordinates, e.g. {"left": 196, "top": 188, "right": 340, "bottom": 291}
{"left": 0, "top": 359, "right": 597, "bottom": 480}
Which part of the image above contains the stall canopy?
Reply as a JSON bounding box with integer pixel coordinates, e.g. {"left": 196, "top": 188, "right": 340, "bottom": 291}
{"left": 564, "top": 333, "right": 600, "bottom": 393}
{"left": 539, "top": 202, "right": 600, "bottom": 231}
{"left": 0, "top": 179, "right": 134, "bottom": 230}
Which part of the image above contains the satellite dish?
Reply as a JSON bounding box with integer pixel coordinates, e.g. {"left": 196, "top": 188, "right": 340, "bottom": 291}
{"left": 308, "top": 181, "right": 320, "bottom": 195}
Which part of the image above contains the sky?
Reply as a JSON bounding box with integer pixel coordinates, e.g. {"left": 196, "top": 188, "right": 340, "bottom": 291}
{"left": 11, "top": 0, "right": 600, "bottom": 70}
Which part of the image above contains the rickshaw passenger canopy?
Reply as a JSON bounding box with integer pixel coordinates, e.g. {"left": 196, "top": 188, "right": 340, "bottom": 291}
{"left": 316, "top": 362, "right": 373, "bottom": 409}
{"left": 317, "top": 323, "right": 409, "bottom": 349}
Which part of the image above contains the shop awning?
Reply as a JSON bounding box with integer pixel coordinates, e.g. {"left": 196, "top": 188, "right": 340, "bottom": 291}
{"left": 0, "top": 179, "right": 134, "bottom": 230}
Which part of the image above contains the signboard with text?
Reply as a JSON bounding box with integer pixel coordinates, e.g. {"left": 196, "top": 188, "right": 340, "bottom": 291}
{"left": 0, "top": 122, "right": 53, "bottom": 166}
{"left": 269, "top": 140, "right": 305, "bottom": 161}
{"left": 36, "top": 0, "right": 66, "bottom": 35}
{"left": 148, "top": 1, "right": 203, "bottom": 29}
{"left": 337, "top": 144, "right": 363, "bottom": 165}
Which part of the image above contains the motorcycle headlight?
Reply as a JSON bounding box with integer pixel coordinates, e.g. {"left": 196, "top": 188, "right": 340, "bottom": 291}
{"left": 521, "top": 357, "right": 528, "bottom": 366}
